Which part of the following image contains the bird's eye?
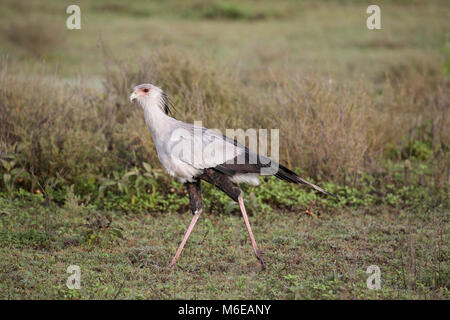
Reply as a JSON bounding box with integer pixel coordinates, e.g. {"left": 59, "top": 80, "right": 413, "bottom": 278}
{"left": 143, "top": 88, "right": 149, "bottom": 93}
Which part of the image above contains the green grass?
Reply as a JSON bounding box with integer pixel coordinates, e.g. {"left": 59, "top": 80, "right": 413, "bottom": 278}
{"left": 0, "top": 187, "right": 447, "bottom": 299}
{"left": 0, "top": 164, "right": 448, "bottom": 299}
{"left": 0, "top": 0, "right": 448, "bottom": 80}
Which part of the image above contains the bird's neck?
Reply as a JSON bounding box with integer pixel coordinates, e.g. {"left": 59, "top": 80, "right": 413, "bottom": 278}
{"left": 141, "top": 99, "right": 173, "bottom": 139}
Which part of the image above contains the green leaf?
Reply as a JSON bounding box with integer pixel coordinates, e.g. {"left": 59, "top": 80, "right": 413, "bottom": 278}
{"left": 3, "top": 174, "right": 11, "bottom": 184}
{"left": 122, "top": 170, "right": 138, "bottom": 180}
{"left": 110, "top": 228, "right": 124, "bottom": 239}
{"left": 1, "top": 160, "right": 12, "bottom": 171}
{"left": 101, "top": 180, "right": 116, "bottom": 187}
{"left": 142, "top": 162, "right": 152, "bottom": 173}
{"left": 10, "top": 168, "right": 22, "bottom": 176}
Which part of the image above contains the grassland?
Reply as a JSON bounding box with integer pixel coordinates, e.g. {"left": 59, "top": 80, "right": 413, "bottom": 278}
{"left": 0, "top": 0, "right": 449, "bottom": 299}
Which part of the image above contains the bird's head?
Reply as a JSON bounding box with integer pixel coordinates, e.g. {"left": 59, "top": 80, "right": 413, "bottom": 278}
{"left": 130, "top": 83, "right": 158, "bottom": 103}
{"left": 130, "top": 83, "right": 173, "bottom": 115}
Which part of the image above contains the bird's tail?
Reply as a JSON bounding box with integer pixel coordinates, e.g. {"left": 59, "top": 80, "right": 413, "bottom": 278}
{"left": 275, "top": 165, "right": 338, "bottom": 199}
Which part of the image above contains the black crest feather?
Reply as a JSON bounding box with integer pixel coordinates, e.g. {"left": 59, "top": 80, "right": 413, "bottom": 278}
{"left": 161, "top": 92, "right": 178, "bottom": 116}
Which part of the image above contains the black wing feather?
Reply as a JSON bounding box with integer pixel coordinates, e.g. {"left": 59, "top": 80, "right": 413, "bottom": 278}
{"left": 212, "top": 143, "right": 337, "bottom": 198}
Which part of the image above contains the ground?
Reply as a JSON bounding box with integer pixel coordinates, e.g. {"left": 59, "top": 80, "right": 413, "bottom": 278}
{"left": 0, "top": 181, "right": 447, "bottom": 299}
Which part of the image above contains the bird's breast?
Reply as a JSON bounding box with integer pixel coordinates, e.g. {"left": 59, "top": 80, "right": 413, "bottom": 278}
{"left": 157, "top": 151, "right": 202, "bottom": 183}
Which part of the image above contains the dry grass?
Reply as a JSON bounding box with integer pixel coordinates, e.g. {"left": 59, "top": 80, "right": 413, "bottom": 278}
{"left": 0, "top": 50, "right": 449, "bottom": 194}
{"left": 0, "top": 61, "right": 114, "bottom": 190}
{"left": 103, "top": 50, "right": 449, "bottom": 186}
{"left": 4, "top": 15, "right": 64, "bottom": 58}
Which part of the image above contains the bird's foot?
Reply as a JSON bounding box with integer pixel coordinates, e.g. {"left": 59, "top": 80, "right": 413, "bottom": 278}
{"left": 255, "top": 250, "right": 266, "bottom": 270}
{"left": 168, "top": 258, "right": 177, "bottom": 269}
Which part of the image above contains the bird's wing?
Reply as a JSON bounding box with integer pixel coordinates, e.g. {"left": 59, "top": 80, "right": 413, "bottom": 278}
{"left": 165, "top": 121, "right": 336, "bottom": 197}
{"left": 165, "top": 123, "right": 246, "bottom": 170}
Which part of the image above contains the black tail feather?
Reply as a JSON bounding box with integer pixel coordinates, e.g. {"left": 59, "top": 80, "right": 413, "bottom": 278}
{"left": 212, "top": 149, "right": 338, "bottom": 199}
{"left": 275, "top": 165, "right": 338, "bottom": 199}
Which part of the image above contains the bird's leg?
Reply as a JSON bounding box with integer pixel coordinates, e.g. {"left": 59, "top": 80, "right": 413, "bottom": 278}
{"left": 168, "top": 180, "right": 203, "bottom": 268}
{"left": 238, "top": 194, "right": 266, "bottom": 269}
{"left": 200, "top": 169, "right": 266, "bottom": 269}
{"left": 168, "top": 209, "right": 202, "bottom": 268}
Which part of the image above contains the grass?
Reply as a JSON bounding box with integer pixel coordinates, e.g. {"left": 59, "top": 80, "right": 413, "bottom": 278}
{"left": 0, "top": 0, "right": 449, "bottom": 299}
{"left": 0, "top": 190, "right": 447, "bottom": 299}
{"left": 0, "top": 161, "right": 448, "bottom": 299}
{"left": 0, "top": 0, "right": 448, "bottom": 79}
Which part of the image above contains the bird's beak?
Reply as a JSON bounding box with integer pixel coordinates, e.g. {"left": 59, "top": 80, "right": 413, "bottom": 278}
{"left": 130, "top": 91, "right": 138, "bottom": 102}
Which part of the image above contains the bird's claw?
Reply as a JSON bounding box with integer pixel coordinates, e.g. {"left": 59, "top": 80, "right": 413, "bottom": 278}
{"left": 255, "top": 250, "right": 266, "bottom": 270}
{"left": 168, "top": 259, "right": 177, "bottom": 269}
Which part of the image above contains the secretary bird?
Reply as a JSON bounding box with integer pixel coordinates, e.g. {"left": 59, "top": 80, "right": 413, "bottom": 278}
{"left": 130, "top": 84, "right": 336, "bottom": 269}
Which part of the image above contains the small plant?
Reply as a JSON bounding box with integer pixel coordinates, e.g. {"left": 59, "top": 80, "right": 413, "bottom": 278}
{"left": 0, "top": 154, "right": 29, "bottom": 195}
{"left": 82, "top": 212, "right": 124, "bottom": 247}
{"left": 98, "top": 162, "right": 161, "bottom": 198}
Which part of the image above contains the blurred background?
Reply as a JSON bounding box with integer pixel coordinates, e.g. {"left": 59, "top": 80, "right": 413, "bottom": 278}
{"left": 1, "top": 1, "right": 448, "bottom": 79}
{"left": 0, "top": 0, "right": 448, "bottom": 299}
